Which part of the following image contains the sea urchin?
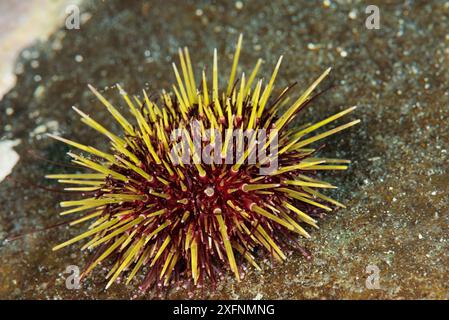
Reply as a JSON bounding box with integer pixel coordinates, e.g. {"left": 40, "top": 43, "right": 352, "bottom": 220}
{"left": 46, "top": 35, "right": 359, "bottom": 291}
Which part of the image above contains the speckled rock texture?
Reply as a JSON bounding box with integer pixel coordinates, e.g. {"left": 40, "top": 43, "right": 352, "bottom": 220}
{"left": 0, "top": 0, "right": 447, "bottom": 299}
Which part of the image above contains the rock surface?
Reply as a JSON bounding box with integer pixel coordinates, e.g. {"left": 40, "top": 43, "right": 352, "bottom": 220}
{"left": 0, "top": 0, "right": 447, "bottom": 299}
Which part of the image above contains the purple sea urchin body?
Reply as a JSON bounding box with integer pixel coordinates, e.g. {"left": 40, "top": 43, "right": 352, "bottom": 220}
{"left": 47, "top": 35, "right": 358, "bottom": 291}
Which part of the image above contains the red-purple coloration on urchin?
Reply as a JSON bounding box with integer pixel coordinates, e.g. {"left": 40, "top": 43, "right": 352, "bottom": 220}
{"left": 47, "top": 35, "right": 359, "bottom": 291}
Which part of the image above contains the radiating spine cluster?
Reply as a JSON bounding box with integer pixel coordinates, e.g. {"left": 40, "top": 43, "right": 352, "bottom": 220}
{"left": 47, "top": 35, "right": 359, "bottom": 290}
